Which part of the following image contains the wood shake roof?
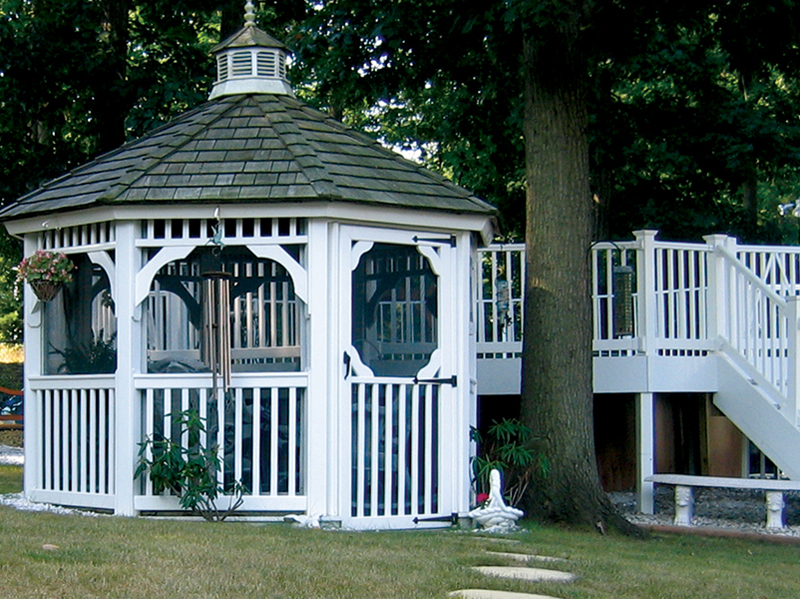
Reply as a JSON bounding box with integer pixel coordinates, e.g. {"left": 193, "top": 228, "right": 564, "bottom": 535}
{"left": 1, "top": 94, "right": 494, "bottom": 220}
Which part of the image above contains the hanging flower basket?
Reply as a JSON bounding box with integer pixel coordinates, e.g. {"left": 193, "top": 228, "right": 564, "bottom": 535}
{"left": 17, "top": 250, "right": 75, "bottom": 302}
{"left": 29, "top": 280, "right": 64, "bottom": 302}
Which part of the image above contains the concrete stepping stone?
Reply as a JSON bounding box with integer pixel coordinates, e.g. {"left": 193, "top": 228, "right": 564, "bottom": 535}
{"left": 450, "top": 591, "right": 562, "bottom": 599}
{"left": 472, "top": 566, "right": 576, "bottom": 583}
{"left": 485, "top": 551, "right": 567, "bottom": 565}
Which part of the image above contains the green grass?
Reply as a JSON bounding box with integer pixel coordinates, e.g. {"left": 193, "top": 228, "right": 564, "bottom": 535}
{"left": 0, "top": 464, "right": 22, "bottom": 494}
{"left": 1, "top": 468, "right": 799, "bottom": 599}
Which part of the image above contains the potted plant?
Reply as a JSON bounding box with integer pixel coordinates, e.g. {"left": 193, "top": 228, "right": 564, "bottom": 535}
{"left": 17, "top": 250, "right": 75, "bottom": 302}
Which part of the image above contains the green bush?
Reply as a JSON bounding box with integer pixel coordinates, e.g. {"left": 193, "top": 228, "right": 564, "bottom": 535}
{"left": 136, "top": 409, "right": 244, "bottom": 521}
{"left": 471, "top": 418, "right": 547, "bottom": 507}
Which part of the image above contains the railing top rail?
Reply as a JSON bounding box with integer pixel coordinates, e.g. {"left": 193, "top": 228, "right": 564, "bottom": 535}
{"left": 651, "top": 240, "right": 712, "bottom": 252}
{"left": 28, "top": 375, "right": 116, "bottom": 390}
{"left": 736, "top": 243, "right": 800, "bottom": 255}
{"left": 481, "top": 242, "right": 525, "bottom": 252}
{"left": 590, "top": 240, "right": 640, "bottom": 251}
{"left": 134, "top": 372, "right": 309, "bottom": 389}
{"left": 715, "top": 244, "right": 788, "bottom": 307}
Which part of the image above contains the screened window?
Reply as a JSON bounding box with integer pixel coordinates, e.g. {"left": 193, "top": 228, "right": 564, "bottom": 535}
{"left": 44, "top": 254, "right": 117, "bottom": 375}
{"left": 352, "top": 243, "right": 438, "bottom": 377}
{"left": 146, "top": 247, "right": 301, "bottom": 374}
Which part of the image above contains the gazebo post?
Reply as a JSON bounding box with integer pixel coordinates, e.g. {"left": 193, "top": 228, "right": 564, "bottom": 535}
{"left": 113, "top": 221, "right": 142, "bottom": 516}
{"left": 305, "top": 220, "right": 331, "bottom": 519}
{"left": 22, "top": 234, "right": 41, "bottom": 500}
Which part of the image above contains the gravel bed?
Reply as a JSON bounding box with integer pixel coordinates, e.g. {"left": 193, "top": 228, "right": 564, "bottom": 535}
{"left": 0, "top": 444, "right": 23, "bottom": 466}
{"left": 610, "top": 487, "right": 800, "bottom": 537}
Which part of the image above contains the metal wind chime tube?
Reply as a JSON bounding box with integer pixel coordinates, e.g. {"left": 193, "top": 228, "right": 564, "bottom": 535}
{"left": 202, "top": 271, "right": 232, "bottom": 392}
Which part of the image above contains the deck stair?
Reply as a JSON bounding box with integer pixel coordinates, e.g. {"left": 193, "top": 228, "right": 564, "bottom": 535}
{"left": 475, "top": 231, "right": 800, "bottom": 481}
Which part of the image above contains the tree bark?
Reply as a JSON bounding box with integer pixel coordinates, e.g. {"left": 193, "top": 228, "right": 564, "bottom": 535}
{"left": 95, "top": 0, "right": 131, "bottom": 154}
{"left": 520, "top": 6, "right": 640, "bottom": 535}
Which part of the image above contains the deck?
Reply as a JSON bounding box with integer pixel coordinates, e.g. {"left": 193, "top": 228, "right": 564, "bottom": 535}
{"left": 476, "top": 231, "right": 800, "bottom": 492}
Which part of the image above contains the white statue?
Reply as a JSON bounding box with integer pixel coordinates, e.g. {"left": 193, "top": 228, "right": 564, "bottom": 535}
{"left": 468, "top": 469, "right": 524, "bottom": 530}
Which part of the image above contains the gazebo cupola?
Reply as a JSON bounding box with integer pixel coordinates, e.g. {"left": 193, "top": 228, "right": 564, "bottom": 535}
{"left": 209, "top": 1, "right": 293, "bottom": 99}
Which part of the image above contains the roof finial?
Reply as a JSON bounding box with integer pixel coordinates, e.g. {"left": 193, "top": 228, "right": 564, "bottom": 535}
{"left": 244, "top": 1, "right": 256, "bottom": 27}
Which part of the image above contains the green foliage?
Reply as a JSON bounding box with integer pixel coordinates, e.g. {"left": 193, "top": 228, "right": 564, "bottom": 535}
{"left": 0, "top": 230, "right": 21, "bottom": 343}
{"left": 52, "top": 331, "right": 116, "bottom": 375}
{"left": 471, "top": 418, "right": 547, "bottom": 508}
{"left": 17, "top": 250, "right": 74, "bottom": 284}
{"left": 135, "top": 408, "right": 245, "bottom": 522}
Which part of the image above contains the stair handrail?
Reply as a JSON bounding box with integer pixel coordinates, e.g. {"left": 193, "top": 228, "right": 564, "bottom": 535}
{"left": 708, "top": 237, "right": 797, "bottom": 417}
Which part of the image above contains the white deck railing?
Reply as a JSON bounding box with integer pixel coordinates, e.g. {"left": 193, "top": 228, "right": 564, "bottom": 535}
{"left": 476, "top": 231, "right": 800, "bottom": 419}
{"left": 475, "top": 243, "right": 524, "bottom": 359}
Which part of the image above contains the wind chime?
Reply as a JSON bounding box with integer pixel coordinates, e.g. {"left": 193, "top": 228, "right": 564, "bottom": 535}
{"left": 202, "top": 210, "right": 232, "bottom": 392}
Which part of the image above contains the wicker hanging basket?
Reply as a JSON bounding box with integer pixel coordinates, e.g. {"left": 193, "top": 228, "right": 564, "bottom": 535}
{"left": 29, "top": 280, "right": 63, "bottom": 302}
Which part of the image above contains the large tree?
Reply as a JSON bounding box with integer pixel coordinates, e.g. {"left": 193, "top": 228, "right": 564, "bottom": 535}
{"left": 518, "top": 0, "right": 637, "bottom": 532}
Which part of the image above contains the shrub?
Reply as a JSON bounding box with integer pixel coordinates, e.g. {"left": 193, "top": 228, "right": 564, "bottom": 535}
{"left": 136, "top": 409, "right": 245, "bottom": 522}
{"left": 471, "top": 418, "right": 547, "bottom": 507}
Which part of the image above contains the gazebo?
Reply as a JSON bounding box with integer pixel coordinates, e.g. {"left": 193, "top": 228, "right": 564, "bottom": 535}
{"left": 1, "top": 12, "right": 495, "bottom": 529}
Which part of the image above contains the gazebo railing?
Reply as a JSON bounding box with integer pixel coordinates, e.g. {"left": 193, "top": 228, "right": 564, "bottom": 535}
{"left": 27, "top": 376, "right": 116, "bottom": 510}
{"left": 134, "top": 373, "right": 307, "bottom": 512}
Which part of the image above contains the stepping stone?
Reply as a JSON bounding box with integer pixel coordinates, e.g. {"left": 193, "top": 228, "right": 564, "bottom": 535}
{"left": 485, "top": 551, "right": 567, "bottom": 565}
{"left": 450, "top": 591, "right": 562, "bottom": 599}
{"left": 472, "top": 566, "right": 576, "bottom": 583}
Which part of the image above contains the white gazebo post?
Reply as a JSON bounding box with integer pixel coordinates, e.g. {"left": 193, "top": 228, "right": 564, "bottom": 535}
{"left": 22, "top": 234, "right": 41, "bottom": 499}
{"left": 305, "top": 219, "right": 331, "bottom": 519}
{"left": 114, "top": 221, "right": 141, "bottom": 516}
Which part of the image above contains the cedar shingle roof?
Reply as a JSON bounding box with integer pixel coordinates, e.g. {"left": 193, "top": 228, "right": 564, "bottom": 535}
{"left": 0, "top": 94, "right": 495, "bottom": 220}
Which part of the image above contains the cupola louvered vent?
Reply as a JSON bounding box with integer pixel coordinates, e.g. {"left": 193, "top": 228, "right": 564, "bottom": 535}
{"left": 217, "top": 55, "right": 229, "bottom": 82}
{"left": 257, "top": 51, "right": 277, "bottom": 77}
{"left": 231, "top": 51, "right": 253, "bottom": 77}
{"left": 278, "top": 53, "right": 286, "bottom": 78}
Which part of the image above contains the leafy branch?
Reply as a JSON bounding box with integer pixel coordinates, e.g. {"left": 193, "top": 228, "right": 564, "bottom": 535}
{"left": 135, "top": 408, "right": 245, "bottom": 522}
{"left": 471, "top": 418, "right": 548, "bottom": 508}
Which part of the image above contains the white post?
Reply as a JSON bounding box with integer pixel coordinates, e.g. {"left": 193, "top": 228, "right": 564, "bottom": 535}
{"left": 305, "top": 219, "right": 330, "bottom": 519}
{"left": 786, "top": 297, "right": 800, "bottom": 421}
{"left": 766, "top": 491, "right": 785, "bottom": 530}
{"left": 636, "top": 392, "right": 655, "bottom": 514}
{"left": 674, "top": 485, "right": 694, "bottom": 526}
{"left": 22, "top": 234, "right": 41, "bottom": 498}
{"left": 113, "top": 221, "right": 141, "bottom": 516}
{"left": 703, "top": 234, "right": 733, "bottom": 347}
{"left": 633, "top": 230, "right": 658, "bottom": 356}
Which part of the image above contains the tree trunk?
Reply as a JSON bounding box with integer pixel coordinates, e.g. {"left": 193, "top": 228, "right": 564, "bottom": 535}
{"left": 95, "top": 0, "right": 130, "bottom": 154}
{"left": 520, "top": 8, "right": 640, "bottom": 535}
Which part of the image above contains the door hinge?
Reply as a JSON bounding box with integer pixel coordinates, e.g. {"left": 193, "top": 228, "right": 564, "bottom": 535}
{"left": 413, "top": 512, "right": 459, "bottom": 525}
{"left": 413, "top": 375, "right": 457, "bottom": 387}
{"left": 413, "top": 234, "right": 456, "bottom": 247}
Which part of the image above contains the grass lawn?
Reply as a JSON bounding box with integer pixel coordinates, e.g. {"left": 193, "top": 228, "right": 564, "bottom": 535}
{"left": 2, "top": 463, "right": 800, "bottom": 598}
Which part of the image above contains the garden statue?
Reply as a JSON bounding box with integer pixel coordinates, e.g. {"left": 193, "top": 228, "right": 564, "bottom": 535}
{"left": 468, "top": 469, "right": 524, "bottom": 530}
